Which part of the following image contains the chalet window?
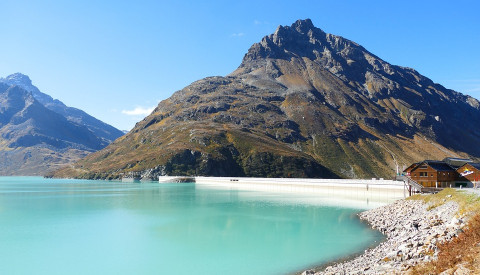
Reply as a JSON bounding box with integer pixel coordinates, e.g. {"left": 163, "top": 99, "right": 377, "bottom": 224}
{"left": 431, "top": 174, "right": 433, "bottom": 177}
{"left": 420, "top": 165, "right": 428, "bottom": 169}
{"left": 419, "top": 172, "right": 428, "bottom": 177}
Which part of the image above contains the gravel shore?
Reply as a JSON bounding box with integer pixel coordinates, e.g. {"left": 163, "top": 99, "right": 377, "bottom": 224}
{"left": 303, "top": 196, "right": 466, "bottom": 274}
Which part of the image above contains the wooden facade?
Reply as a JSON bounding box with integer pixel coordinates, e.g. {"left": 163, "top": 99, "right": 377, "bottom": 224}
{"left": 457, "top": 163, "right": 480, "bottom": 186}
{"left": 408, "top": 161, "right": 456, "bottom": 188}
{"left": 404, "top": 163, "right": 419, "bottom": 176}
{"left": 405, "top": 159, "right": 480, "bottom": 188}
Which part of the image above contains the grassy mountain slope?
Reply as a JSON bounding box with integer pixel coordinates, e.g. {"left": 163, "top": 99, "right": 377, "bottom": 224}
{"left": 52, "top": 19, "right": 480, "bottom": 179}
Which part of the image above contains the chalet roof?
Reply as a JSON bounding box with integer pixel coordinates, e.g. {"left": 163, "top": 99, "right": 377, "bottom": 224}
{"left": 411, "top": 160, "right": 456, "bottom": 172}
{"left": 443, "top": 157, "right": 473, "bottom": 168}
{"left": 425, "top": 161, "right": 456, "bottom": 171}
{"left": 443, "top": 157, "right": 472, "bottom": 162}
{"left": 468, "top": 163, "right": 480, "bottom": 170}
{"left": 403, "top": 162, "right": 420, "bottom": 172}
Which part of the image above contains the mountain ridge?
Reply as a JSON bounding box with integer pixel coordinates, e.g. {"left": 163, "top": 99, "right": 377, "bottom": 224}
{"left": 0, "top": 74, "right": 124, "bottom": 175}
{"left": 0, "top": 73, "right": 124, "bottom": 142}
{"left": 51, "top": 19, "right": 480, "bottom": 180}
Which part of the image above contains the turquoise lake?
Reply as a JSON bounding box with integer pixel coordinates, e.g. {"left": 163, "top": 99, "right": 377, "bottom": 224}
{"left": 0, "top": 177, "right": 384, "bottom": 275}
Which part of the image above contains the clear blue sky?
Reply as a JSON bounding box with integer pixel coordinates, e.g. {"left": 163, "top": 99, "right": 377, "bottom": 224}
{"left": 0, "top": 0, "right": 479, "bottom": 130}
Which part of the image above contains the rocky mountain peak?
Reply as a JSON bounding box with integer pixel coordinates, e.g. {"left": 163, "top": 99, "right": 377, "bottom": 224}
{"left": 292, "top": 18, "right": 315, "bottom": 34}
{"left": 272, "top": 19, "right": 318, "bottom": 39}
{"left": 52, "top": 19, "right": 480, "bottom": 180}
{"left": 0, "top": 72, "right": 44, "bottom": 100}
{"left": 0, "top": 73, "right": 124, "bottom": 143}
{"left": 237, "top": 19, "right": 344, "bottom": 73}
{"left": 1, "top": 73, "right": 33, "bottom": 89}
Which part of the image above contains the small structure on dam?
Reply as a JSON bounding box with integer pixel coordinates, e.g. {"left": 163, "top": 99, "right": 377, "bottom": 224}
{"left": 158, "top": 176, "right": 195, "bottom": 183}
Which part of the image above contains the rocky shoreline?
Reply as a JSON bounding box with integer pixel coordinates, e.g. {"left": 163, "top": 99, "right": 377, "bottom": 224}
{"left": 303, "top": 195, "right": 467, "bottom": 274}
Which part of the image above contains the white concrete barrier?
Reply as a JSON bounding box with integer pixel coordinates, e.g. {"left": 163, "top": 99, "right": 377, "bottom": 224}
{"left": 193, "top": 177, "right": 407, "bottom": 204}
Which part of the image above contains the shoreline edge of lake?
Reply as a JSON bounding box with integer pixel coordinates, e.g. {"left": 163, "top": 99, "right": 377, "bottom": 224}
{"left": 302, "top": 189, "right": 479, "bottom": 274}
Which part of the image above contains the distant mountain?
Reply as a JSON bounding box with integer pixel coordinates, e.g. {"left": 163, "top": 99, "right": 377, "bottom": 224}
{"left": 0, "top": 74, "right": 124, "bottom": 175}
{"left": 52, "top": 19, "right": 480, "bottom": 180}
{"left": 0, "top": 73, "right": 123, "bottom": 143}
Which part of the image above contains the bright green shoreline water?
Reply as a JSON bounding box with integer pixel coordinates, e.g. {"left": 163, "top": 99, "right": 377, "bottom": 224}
{"left": 0, "top": 177, "right": 384, "bottom": 275}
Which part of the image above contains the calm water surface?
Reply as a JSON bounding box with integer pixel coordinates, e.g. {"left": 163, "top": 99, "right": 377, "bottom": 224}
{"left": 0, "top": 177, "right": 384, "bottom": 275}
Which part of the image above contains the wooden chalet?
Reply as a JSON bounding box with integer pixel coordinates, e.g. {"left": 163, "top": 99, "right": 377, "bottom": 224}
{"left": 407, "top": 160, "right": 456, "bottom": 188}
{"left": 456, "top": 163, "right": 480, "bottom": 187}
{"left": 404, "top": 158, "right": 480, "bottom": 190}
